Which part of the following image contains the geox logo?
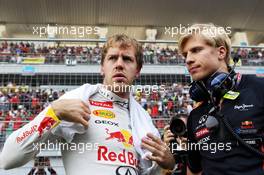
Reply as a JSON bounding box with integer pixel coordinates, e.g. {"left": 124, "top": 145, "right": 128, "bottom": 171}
{"left": 234, "top": 104, "right": 254, "bottom": 111}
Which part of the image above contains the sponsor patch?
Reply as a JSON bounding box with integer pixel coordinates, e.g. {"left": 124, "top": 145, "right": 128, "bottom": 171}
{"left": 195, "top": 128, "right": 209, "bottom": 139}
{"left": 97, "top": 146, "right": 138, "bottom": 168}
{"left": 235, "top": 128, "right": 258, "bottom": 135}
{"left": 241, "top": 120, "right": 254, "bottom": 129}
{"left": 89, "top": 100, "right": 113, "bottom": 108}
{"left": 16, "top": 125, "right": 38, "bottom": 143}
{"left": 105, "top": 128, "right": 134, "bottom": 148}
{"left": 115, "top": 166, "right": 138, "bottom": 175}
{"left": 234, "top": 104, "right": 254, "bottom": 111}
{"left": 38, "top": 107, "right": 60, "bottom": 137}
{"left": 223, "top": 90, "right": 240, "bottom": 100}
{"left": 95, "top": 120, "right": 119, "bottom": 127}
{"left": 93, "top": 110, "right": 116, "bottom": 119}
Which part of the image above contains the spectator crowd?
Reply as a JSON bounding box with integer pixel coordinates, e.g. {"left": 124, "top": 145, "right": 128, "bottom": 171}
{"left": 1, "top": 41, "right": 263, "bottom": 66}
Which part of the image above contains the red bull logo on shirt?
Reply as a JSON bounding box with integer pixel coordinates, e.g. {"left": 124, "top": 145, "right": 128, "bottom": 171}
{"left": 38, "top": 116, "right": 56, "bottom": 137}
{"left": 105, "top": 128, "right": 134, "bottom": 148}
{"left": 241, "top": 120, "right": 254, "bottom": 129}
{"left": 97, "top": 146, "right": 138, "bottom": 168}
{"left": 16, "top": 125, "right": 38, "bottom": 143}
{"left": 37, "top": 107, "right": 60, "bottom": 137}
{"left": 93, "top": 110, "right": 115, "bottom": 119}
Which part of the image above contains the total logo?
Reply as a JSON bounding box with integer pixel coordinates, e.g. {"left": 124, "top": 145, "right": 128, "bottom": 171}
{"left": 16, "top": 125, "right": 37, "bottom": 143}
{"left": 105, "top": 128, "right": 134, "bottom": 148}
{"left": 195, "top": 128, "right": 209, "bottom": 139}
{"left": 89, "top": 100, "right": 113, "bottom": 108}
{"left": 98, "top": 146, "right": 138, "bottom": 168}
{"left": 93, "top": 110, "right": 116, "bottom": 119}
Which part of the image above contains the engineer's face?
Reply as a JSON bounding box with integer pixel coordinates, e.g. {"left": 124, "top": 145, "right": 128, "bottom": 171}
{"left": 182, "top": 35, "right": 225, "bottom": 81}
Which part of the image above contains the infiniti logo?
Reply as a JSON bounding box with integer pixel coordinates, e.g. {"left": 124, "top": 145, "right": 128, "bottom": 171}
{"left": 234, "top": 104, "right": 254, "bottom": 111}
{"left": 198, "top": 115, "right": 208, "bottom": 124}
{"left": 116, "top": 166, "right": 138, "bottom": 175}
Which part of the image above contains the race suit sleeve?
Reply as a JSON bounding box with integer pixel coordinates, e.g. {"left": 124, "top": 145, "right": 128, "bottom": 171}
{"left": 0, "top": 84, "right": 89, "bottom": 170}
{"left": 0, "top": 106, "right": 61, "bottom": 170}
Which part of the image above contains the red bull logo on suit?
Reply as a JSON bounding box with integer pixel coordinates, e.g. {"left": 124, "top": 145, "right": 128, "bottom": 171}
{"left": 105, "top": 128, "right": 134, "bottom": 148}
{"left": 37, "top": 107, "right": 60, "bottom": 137}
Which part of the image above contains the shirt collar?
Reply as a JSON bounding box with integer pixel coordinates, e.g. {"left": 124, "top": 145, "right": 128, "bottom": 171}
{"left": 99, "top": 86, "right": 129, "bottom": 109}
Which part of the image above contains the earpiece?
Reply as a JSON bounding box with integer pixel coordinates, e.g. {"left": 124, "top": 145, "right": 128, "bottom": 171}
{"left": 189, "top": 56, "right": 239, "bottom": 103}
{"left": 189, "top": 81, "right": 210, "bottom": 102}
{"left": 207, "top": 71, "right": 236, "bottom": 100}
{"left": 189, "top": 71, "right": 236, "bottom": 103}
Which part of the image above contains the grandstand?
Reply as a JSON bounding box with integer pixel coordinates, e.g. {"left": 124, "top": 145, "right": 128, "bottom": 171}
{"left": 0, "top": 0, "right": 263, "bottom": 174}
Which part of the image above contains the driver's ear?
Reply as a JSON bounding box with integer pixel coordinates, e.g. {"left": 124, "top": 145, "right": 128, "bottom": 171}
{"left": 135, "top": 68, "right": 141, "bottom": 78}
{"left": 100, "top": 65, "right": 105, "bottom": 76}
